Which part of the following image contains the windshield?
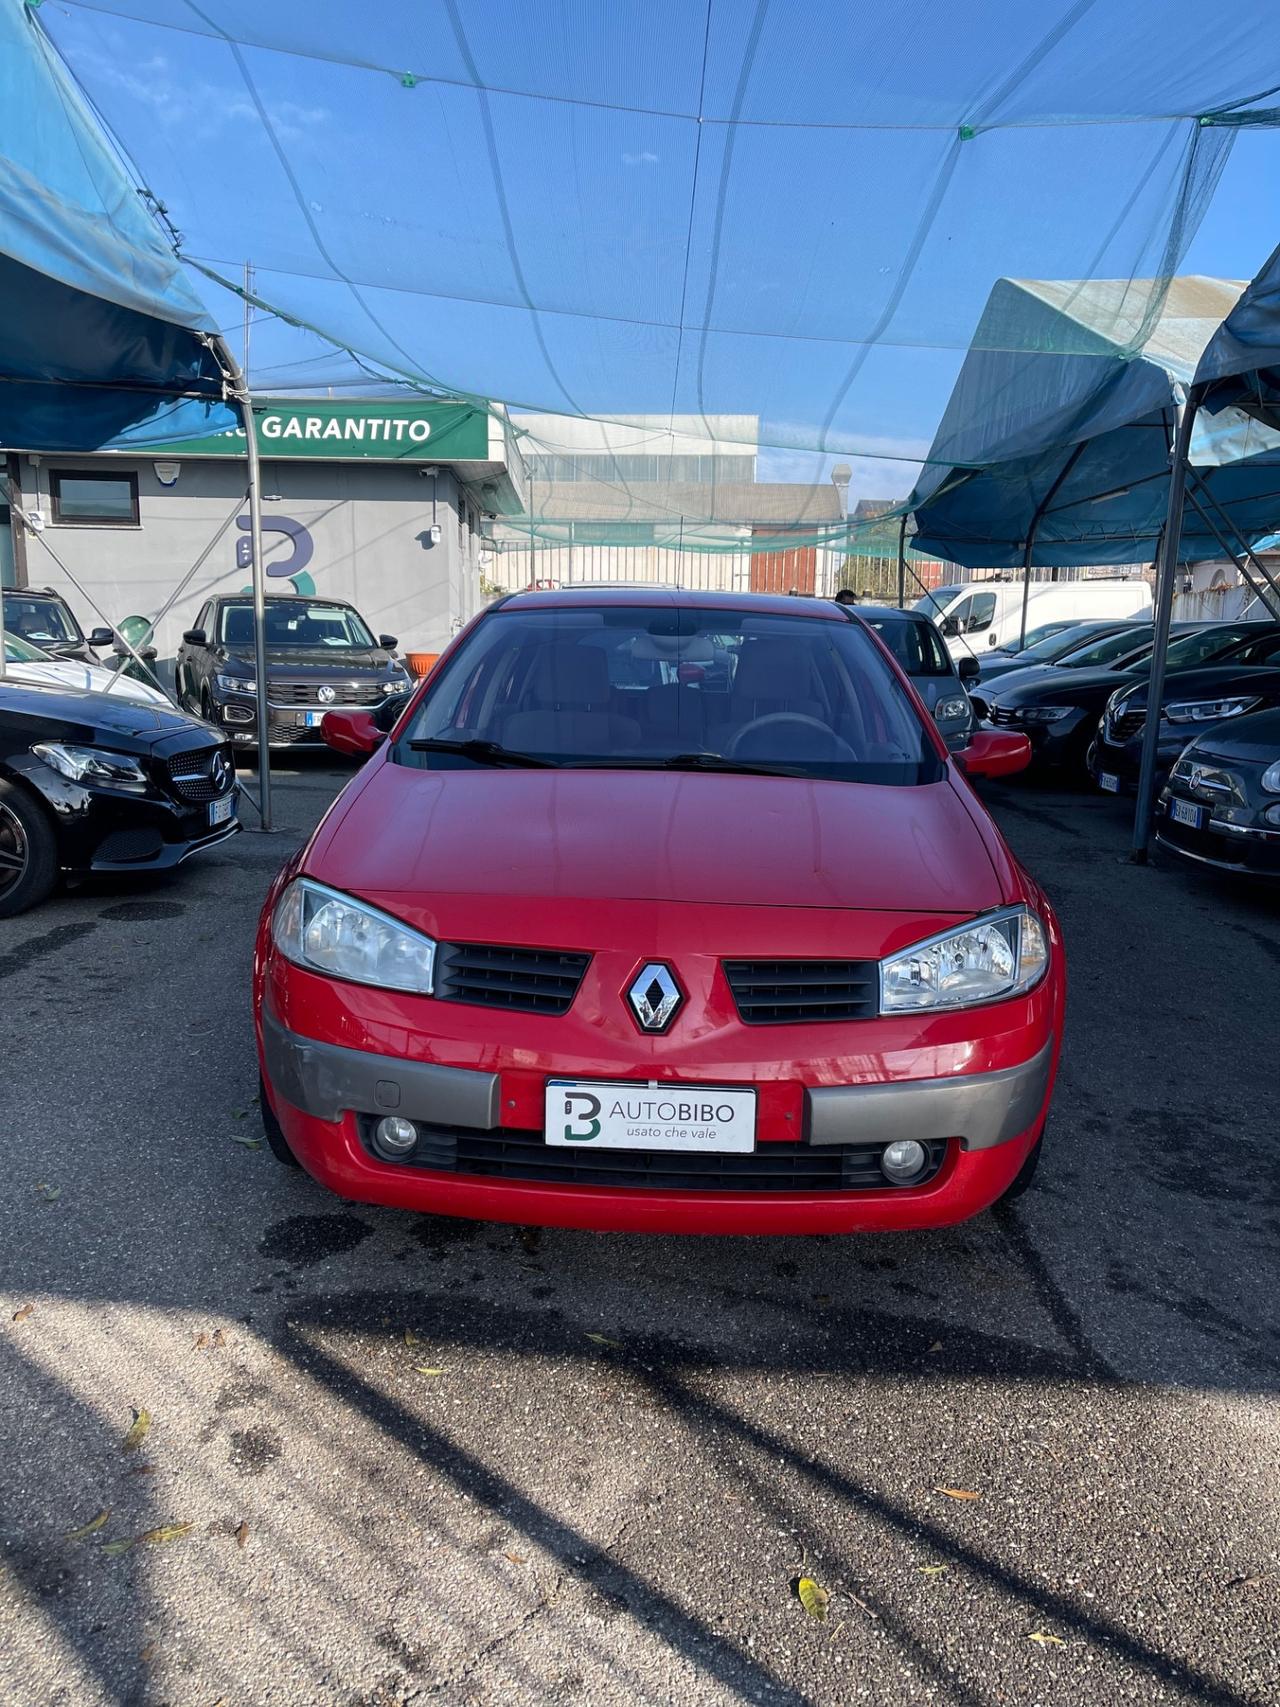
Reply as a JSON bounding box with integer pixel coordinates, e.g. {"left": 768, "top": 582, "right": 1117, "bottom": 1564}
{"left": 1055, "top": 624, "right": 1153, "bottom": 668}
{"left": 398, "top": 606, "right": 943, "bottom": 785}
{"left": 995, "top": 620, "right": 1071, "bottom": 655}
{"left": 219, "top": 600, "right": 375, "bottom": 649}
{"left": 4, "top": 596, "right": 79, "bottom": 646}
{"left": 863, "top": 614, "right": 952, "bottom": 676}
{"left": 999, "top": 622, "right": 1096, "bottom": 663}
{"left": 911, "top": 586, "right": 962, "bottom": 619}
{"left": 1119, "top": 625, "right": 1259, "bottom": 675}
{"left": 4, "top": 631, "right": 53, "bottom": 663}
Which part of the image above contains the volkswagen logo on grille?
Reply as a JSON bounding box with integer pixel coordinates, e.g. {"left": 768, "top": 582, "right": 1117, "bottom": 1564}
{"left": 627, "top": 963, "right": 683, "bottom": 1033}
{"left": 317, "top": 685, "right": 337, "bottom": 704}
{"left": 211, "top": 751, "right": 233, "bottom": 793}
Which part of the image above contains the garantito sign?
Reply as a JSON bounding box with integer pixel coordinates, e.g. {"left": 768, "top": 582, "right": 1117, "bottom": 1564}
{"left": 158, "top": 399, "right": 490, "bottom": 463}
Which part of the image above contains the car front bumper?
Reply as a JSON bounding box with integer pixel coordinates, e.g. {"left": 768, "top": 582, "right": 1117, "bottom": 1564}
{"left": 983, "top": 708, "right": 1095, "bottom": 767}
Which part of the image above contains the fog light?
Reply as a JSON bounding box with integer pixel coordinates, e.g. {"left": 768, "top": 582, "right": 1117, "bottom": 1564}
{"left": 223, "top": 704, "right": 254, "bottom": 724}
{"left": 373, "top": 1115, "right": 418, "bottom": 1159}
{"left": 880, "top": 1139, "right": 927, "bottom": 1184}
{"left": 1264, "top": 802, "right": 1280, "bottom": 828}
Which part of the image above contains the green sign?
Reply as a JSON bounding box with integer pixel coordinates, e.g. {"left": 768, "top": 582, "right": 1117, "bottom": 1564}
{"left": 159, "top": 398, "right": 490, "bottom": 462}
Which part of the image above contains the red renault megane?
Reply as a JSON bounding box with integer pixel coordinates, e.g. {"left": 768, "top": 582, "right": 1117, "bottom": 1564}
{"left": 254, "top": 590, "right": 1063, "bottom": 1235}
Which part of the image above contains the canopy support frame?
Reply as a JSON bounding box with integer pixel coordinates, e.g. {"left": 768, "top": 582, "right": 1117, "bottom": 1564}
{"left": 1019, "top": 440, "right": 1089, "bottom": 648}
{"left": 1184, "top": 472, "right": 1280, "bottom": 617}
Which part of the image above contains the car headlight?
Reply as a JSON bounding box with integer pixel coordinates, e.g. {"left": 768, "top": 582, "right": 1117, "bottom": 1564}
{"left": 384, "top": 676, "right": 412, "bottom": 695}
{"left": 880, "top": 905, "right": 1048, "bottom": 1013}
{"left": 1261, "top": 759, "right": 1280, "bottom": 794}
{"left": 1017, "top": 705, "right": 1073, "bottom": 724}
{"left": 1164, "top": 696, "right": 1259, "bottom": 725}
{"left": 932, "top": 695, "right": 970, "bottom": 723}
{"left": 215, "top": 672, "right": 257, "bottom": 696}
{"left": 271, "top": 878, "right": 436, "bottom": 994}
{"left": 31, "top": 742, "right": 148, "bottom": 790}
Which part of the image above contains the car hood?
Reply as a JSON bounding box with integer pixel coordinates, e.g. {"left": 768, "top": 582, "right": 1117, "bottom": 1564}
{"left": 5, "top": 659, "right": 169, "bottom": 706}
{"left": 990, "top": 665, "right": 1134, "bottom": 706}
{"left": 314, "top": 762, "right": 1004, "bottom": 914}
{"left": 1115, "top": 663, "right": 1280, "bottom": 712}
{"left": 1185, "top": 704, "right": 1280, "bottom": 763}
{"left": 0, "top": 679, "right": 206, "bottom": 738}
{"left": 226, "top": 647, "right": 393, "bottom": 673}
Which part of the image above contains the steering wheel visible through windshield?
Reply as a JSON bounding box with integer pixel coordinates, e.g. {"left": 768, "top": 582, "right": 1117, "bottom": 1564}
{"left": 397, "top": 606, "right": 943, "bottom": 785}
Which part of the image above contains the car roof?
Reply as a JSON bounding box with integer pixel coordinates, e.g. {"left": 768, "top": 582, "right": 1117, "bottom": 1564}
{"left": 496, "top": 587, "right": 847, "bottom": 621}
{"left": 215, "top": 592, "right": 359, "bottom": 608}
{"left": 14, "top": 588, "right": 70, "bottom": 602}
{"left": 855, "top": 604, "right": 926, "bottom": 622}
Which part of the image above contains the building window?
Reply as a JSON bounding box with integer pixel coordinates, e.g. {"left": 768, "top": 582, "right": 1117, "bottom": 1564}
{"left": 50, "top": 470, "right": 140, "bottom": 526}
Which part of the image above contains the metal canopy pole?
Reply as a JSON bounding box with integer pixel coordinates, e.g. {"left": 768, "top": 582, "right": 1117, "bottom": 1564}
{"left": 896, "top": 513, "right": 907, "bottom": 608}
{"left": 1018, "top": 440, "right": 1089, "bottom": 648}
{"left": 1130, "top": 389, "right": 1199, "bottom": 862}
{"left": 212, "top": 335, "right": 272, "bottom": 831}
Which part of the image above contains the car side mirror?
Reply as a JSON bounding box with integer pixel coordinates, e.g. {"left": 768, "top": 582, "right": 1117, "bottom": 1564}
{"left": 88, "top": 626, "right": 114, "bottom": 648}
{"left": 182, "top": 628, "right": 207, "bottom": 647}
{"left": 940, "top": 617, "right": 958, "bottom": 637}
{"left": 378, "top": 633, "right": 398, "bottom": 650}
{"left": 954, "top": 729, "right": 1032, "bottom": 779}
{"left": 956, "top": 655, "right": 980, "bottom": 684}
{"left": 322, "top": 708, "right": 384, "bottom": 758}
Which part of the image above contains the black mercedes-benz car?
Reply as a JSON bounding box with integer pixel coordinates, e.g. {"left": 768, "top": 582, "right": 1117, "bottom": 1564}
{"left": 176, "top": 594, "right": 413, "bottom": 746}
{"left": 3, "top": 587, "right": 115, "bottom": 663}
{"left": 1156, "top": 705, "right": 1280, "bottom": 877}
{"left": 0, "top": 680, "right": 239, "bottom": 916}
{"left": 978, "top": 621, "right": 1276, "bottom": 775}
{"left": 1089, "top": 625, "right": 1280, "bottom": 795}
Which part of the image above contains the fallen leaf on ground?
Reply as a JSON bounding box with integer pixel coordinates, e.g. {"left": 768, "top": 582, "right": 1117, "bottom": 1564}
{"left": 228, "top": 1135, "right": 261, "bottom": 1149}
{"left": 584, "top": 1332, "right": 621, "bottom": 1349}
{"left": 1227, "top": 1572, "right": 1269, "bottom": 1589}
{"left": 141, "top": 1522, "right": 194, "bottom": 1546}
{"left": 404, "top": 1329, "right": 421, "bottom": 1347}
{"left": 933, "top": 1487, "right": 980, "bottom": 1501}
{"left": 65, "top": 1510, "right": 110, "bottom": 1542}
{"left": 918, "top": 1564, "right": 948, "bottom": 1576}
{"left": 36, "top": 1183, "right": 61, "bottom": 1203}
{"left": 235, "top": 1521, "right": 250, "bottom": 1549}
{"left": 1028, "top": 1631, "right": 1066, "bottom": 1647}
{"left": 927, "top": 1341, "right": 944, "bottom": 1353}
{"left": 102, "top": 1538, "right": 136, "bottom": 1557}
{"left": 812, "top": 1293, "right": 831, "bottom": 1306}
{"left": 193, "top": 1332, "right": 209, "bottom": 1351}
{"left": 415, "top": 1366, "right": 446, "bottom": 1376}
{"left": 12, "top": 1304, "right": 34, "bottom": 1323}
{"left": 211, "top": 1328, "right": 226, "bottom": 1348}
{"left": 130, "top": 1464, "right": 155, "bottom": 1477}
{"left": 797, "top": 1577, "right": 830, "bottom": 1621}
{"left": 121, "top": 1409, "right": 151, "bottom": 1453}
{"left": 504, "top": 1551, "right": 527, "bottom": 1565}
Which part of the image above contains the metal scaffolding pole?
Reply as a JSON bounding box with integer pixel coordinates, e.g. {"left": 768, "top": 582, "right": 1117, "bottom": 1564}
{"left": 1130, "top": 390, "right": 1199, "bottom": 862}
{"left": 1186, "top": 472, "right": 1280, "bottom": 617}
{"left": 211, "top": 335, "right": 272, "bottom": 831}
{"left": 896, "top": 513, "right": 907, "bottom": 608}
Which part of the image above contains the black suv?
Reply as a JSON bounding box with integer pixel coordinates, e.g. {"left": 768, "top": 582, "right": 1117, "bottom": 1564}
{"left": 3, "top": 587, "right": 114, "bottom": 663}
{"left": 176, "top": 595, "right": 413, "bottom": 746}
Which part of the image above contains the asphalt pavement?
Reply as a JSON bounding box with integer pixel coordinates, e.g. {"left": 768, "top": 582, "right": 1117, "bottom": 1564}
{"left": 1, "top": 755, "right": 1278, "bottom": 1707}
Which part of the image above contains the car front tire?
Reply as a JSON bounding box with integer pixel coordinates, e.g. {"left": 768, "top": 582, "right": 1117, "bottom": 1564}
{"left": 0, "top": 780, "right": 59, "bottom": 918}
{"left": 259, "top": 1075, "right": 301, "bottom": 1168}
{"left": 998, "top": 1128, "right": 1044, "bottom": 1201}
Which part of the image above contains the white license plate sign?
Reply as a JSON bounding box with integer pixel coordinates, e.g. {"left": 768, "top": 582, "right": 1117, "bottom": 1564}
{"left": 305, "top": 710, "right": 326, "bottom": 728}
{"left": 208, "top": 793, "right": 235, "bottom": 826}
{"left": 545, "top": 1079, "right": 755, "bottom": 1153}
{"left": 1168, "top": 797, "right": 1206, "bottom": 828}
{"left": 1098, "top": 771, "right": 1120, "bottom": 793}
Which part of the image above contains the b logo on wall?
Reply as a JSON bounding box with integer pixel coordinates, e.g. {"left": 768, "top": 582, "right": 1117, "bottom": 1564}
{"left": 236, "top": 514, "right": 317, "bottom": 596}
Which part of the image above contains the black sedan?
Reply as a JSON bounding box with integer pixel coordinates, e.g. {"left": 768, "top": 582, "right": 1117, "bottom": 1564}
{"left": 0, "top": 681, "right": 239, "bottom": 916}
{"left": 979, "top": 621, "right": 1277, "bottom": 775}
{"left": 1089, "top": 633, "right": 1280, "bottom": 794}
{"left": 176, "top": 594, "right": 412, "bottom": 747}
{"left": 975, "top": 619, "right": 1145, "bottom": 685}
{"left": 1156, "top": 706, "right": 1280, "bottom": 877}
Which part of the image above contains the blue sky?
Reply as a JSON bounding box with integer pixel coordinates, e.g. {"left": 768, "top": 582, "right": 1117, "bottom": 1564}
{"left": 40, "top": 1, "right": 1280, "bottom": 507}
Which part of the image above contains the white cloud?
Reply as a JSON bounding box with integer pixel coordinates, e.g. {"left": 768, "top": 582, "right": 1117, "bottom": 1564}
{"left": 621, "top": 151, "right": 660, "bottom": 166}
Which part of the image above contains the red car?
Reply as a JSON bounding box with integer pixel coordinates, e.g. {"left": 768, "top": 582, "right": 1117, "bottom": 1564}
{"left": 254, "top": 590, "right": 1062, "bottom": 1235}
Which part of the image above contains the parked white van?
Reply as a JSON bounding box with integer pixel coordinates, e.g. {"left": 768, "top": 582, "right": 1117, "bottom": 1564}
{"left": 932, "top": 579, "right": 1152, "bottom": 660}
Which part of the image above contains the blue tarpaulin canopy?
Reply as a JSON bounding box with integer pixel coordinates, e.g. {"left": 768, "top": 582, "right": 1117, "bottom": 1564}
{"left": 909, "top": 274, "right": 1280, "bottom": 569}
{"left": 0, "top": 0, "right": 228, "bottom": 450}
{"left": 1197, "top": 238, "right": 1280, "bottom": 427}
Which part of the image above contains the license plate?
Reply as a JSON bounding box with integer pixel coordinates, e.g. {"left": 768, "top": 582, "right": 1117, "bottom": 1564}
{"left": 208, "top": 793, "right": 235, "bottom": 826}
{"left": 1168, "top": 796, "right": 1206, "bottom": 829}
{"left": 1098, "top": 771, "right": 1120, "bottom": 793}
{"left": 305, "top": 710, "right": 326, "bottom": 728}
{"left": 545, "top": 1079, "right": 756, "bottom": 1153}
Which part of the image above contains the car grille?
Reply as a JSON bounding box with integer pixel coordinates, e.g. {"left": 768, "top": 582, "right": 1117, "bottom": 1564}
{"left": 166, "top": 746, "right": 234, "bottom": 801}
{"left": 358, "top": 1120, "right": 947, "bottom": 1193}
{"left": 95, "top": 827, "right": 165, "bottom": 863}
{"left": 1106, "top": 708, "right": 1145, "bottom": 743}
{"left": 988, "top": 704, "right": 1021, "bottom": 726}
{"left": 722, "top": 959, "right": 879, "bottom": 1024}
{"left": 271, "top": 681, "right": 384, "bottom": 706}
{"left": 968, "top": 694, "right": 990, "bottom": 721}
{"left": 434, "top": 942, "right": 592, "bottom": 1015}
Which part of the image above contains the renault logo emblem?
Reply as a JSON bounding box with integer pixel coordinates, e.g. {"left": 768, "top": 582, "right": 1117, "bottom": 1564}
{"left": 317, "top": 684, "right": 337, "bottom": 704}
{"left": 627, "top": 963, "right": 683, "bottom": 1033}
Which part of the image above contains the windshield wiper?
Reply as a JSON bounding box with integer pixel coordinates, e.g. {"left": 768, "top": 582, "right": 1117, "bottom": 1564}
{"left": 408, "top": 738, "right": 555, "bottom": 768}
{"left": 577, "top": 751, "right": 799, "bottom": 778}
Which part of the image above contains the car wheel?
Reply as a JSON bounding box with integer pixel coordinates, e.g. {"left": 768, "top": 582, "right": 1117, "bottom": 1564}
{"left": 0, "top": 780, "right": 59, "bottom": 919}
{"left": 998, "top": 1129, "right": 1044, "bottom": 1202}
{"left": 200, "top": 686, "right": 214, "bottom": 725}
{"left": 259, "top": 1075, "right": 301, "bottom": 1168}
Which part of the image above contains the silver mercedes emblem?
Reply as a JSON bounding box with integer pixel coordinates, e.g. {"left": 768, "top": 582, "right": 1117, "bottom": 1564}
{"left": 211, "top": 751, "right": 233, "bottom": 792}
{"left": 627, "top": 963, "right": 683, "bottom": 1033}
{"left": 317, "top": 684, "right": 337, "bottom": 704}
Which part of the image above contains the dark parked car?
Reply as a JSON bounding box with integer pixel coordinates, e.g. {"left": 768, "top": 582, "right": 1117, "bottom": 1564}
{"left": 0, "top": 680, "right": 239, "bottom": 917}
{"left": 176, "top": 594, "right": 413, "bottom": 747}
{"left": 857, "top": 605, "right": 975, "bottom": 750}
{"left": 975, "top": 619, "right": 1146, "bottom": 684}
{"left": 1089, "top": 626, "right": 1280, "bottom": 794}
{"left": 1156, "top": 706, "right": 1280, "bottom": 877}
{"left": 979, "top": 622, "right": 1277, "bottom": 775}
{"left": 2, "top": 587, "right": 114, "bottom": 663}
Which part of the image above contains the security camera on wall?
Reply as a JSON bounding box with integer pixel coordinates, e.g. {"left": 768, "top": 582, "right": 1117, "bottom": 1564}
{"left": 428, "top": 523, "right": 443, "bottom": 545}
